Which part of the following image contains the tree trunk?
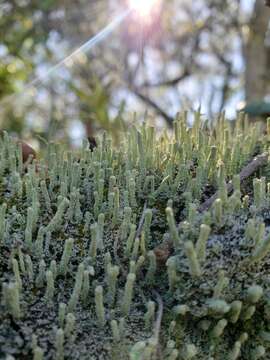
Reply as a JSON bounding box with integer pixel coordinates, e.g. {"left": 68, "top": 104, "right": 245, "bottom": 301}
{"left": 244, "top": 0, "right": 270, "bottom": 103}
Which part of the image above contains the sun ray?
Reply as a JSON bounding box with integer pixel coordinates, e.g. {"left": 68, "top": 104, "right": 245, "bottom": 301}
{"left": 0, "top": 9, "right": 131, "bottom": 108}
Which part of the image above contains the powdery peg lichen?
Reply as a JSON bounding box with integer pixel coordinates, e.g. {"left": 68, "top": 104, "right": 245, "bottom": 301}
{"left": 97, "top": 213, "right": 105, "bottom": 249}
{"left": 59, "top": 238, "right": 74, "bottom": 276}
{"left": 129, "top": 341, "right": 146, "bottom": 360}
{"left": 184, "top": 241, "right": 201, "bottom": 278}
{"left": 108, "top": 175, "right": 116, "bottom": 194}
{"left": 104, "top": 251, "right": 112, "bottom": 276}
{"left": 143, "top": 209, "right": 153, "bottom": 245}
{"left": 120, "top": 207, "right": 132, "bottom": 242}
{"left": 108, "top": 192, "right": 115, "bottom": 217}
{"left": 67, "top": 263, "right": 84, "bottom": 312}
{"left": 49, "top": 260, "right": 57, "bottom": 280}
{"left": 254, "top": 222, "right": 265, "bottom": 247}
{"left": 46, "top": 197, "right": 69, "bottom": 233}
{"left": 45, "top": 270, "right": 54, "bottom": 304}
{"left": 36, "top": 260, "right": 46, "bottom": 288}
{"left": 207, "top": 299, "right": 231, "bottom": 317}
{"left": 228, "top": 341, "right": 241, "bottom": 360}
{"left": 65, "top": 313, "right": 76, "bottom": 340}
{"left": 107, "top": 265, "right": 119, "bottom": 306}
{"left": 55, "top": 328, "right": 64, "bottom": 360}
{"left": 125, "top": 224, "right": 136, "bottom": 257}
{"left": 95, "top": 285, "right": 106, "bottom": 327}
{"left": 217, "top": 162, "right": 228, "bottom": 204}
{"left": 35, "top": 226, "right": 45, "bottom": 258}
{"left": 136, "top": 255, "right": 145, "bottom": 274}
{"left": 173, "top": 304, "right": 189, "bottom": 316}
{"left": 228, "top": 190, "right": 242, "bottom": 214}
{"left": 144, "top": 301, "right": 156, "bottom": 329}
{"left": 131, "top": 238, "right": 140, "bottom": 261}
{"left": 213, "top": 270, "right": 229, "bottom": 298}
{"left": 166, "top": 257, "right": 178, "bottom": 292}
{"left": 110, "top": 320, "right": 121, "bottom": 342}
{"left": 188, "top": 203, "right": 198, "bottom": 225}
{"left": 253, "top": 178, "right": 264, "bottom": 208}
{"left": 241, "top": 305, "right": 256, "bottom": 321}
{"left": 250, "top": 232, "right": 270, "bottom": 263}
{"left": 246, "top": 285, "right": 263, "bottom": 304}
{"left": 2, "top": 118, "right": 270, "bottom": 358}
{"left": 129, "top": 178, "right": 137, "bottom": 208}
{"left": 228, "top": 300, "right": 242, "bottom": 323}
{"left": 180, "top": 343, "right": 198, "bottom": 359}
{"left": 251, "top": 345, "right": 266, "bottom": 359}
{"left": 195, "top": 224, "right": 211, "bottom": 263}
{"left": 17, "top": 246, "right": 26, "bottom": 274}
{"left": 167, "top": 349, "right": 179, "bottom": 360}
{"left": 232, "top": 174, "right": 241, "bottom": 193}
{"left": 166, "top": 207, "right": 180, "bottom": 248}
{"left": 40, "top": 180, "right": 51, "bottom": 212}
{"left": 58, "top": 302, "right": 67, "bottom": 328}
{"left": 89, "top": 223, "right": 98, "bottom": 261}
{"left": 212, "top": 198, "right": 223, "bottom": 226}
{"left": 145, "top": 251, "right": 157, "bottom": 285}
{"left": 112, "top": 187, "right": 120, "bottom": 227}
{"left": 25, "top": 207, "right": 35, "bottom": 249}
{"left": 245, "top": 219, "right": 256, "bottom": 242}
{"left": 6, "top": 282, "right": 21, "bottom": 319}
{"left": 211, "top": 318, "right": 228, "bottom": 338}
{"left": 12, "top": 258, "right": 22, "bottom": 290}
{"left": 81, "top": 270, "right": 90, "bottom": 305}
{"left": 25, "top": 254, "right": 34, "bottom": 283}
{"left": 33, "top": 346, "right": 44, "bottom": 360}
{"left": 122, "top": 273, "right": 136, "bottom": 316}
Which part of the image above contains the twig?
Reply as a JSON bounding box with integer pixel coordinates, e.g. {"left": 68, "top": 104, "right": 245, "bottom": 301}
{"left": 135, "top": 201, "right": 148, "bottom": 240}
{"left": 198, "top": 152, "right": 269, "bottom": 212}
{"left": 152, "top": 152, "right": 269, "bottom": 266}
{"left": 113, "top": 201, "right": 148, "bottom": 271}
{"left": 132, "top": 89, "right": 174, "bottom": 128}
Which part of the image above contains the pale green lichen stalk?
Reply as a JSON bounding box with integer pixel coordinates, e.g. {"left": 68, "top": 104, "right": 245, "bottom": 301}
{"left": 1, "top": 113, "right": 270, "bottom": 359}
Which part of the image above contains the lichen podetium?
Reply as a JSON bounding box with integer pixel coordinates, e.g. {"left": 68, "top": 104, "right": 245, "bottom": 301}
{"left": 1, "top": 112, "right": 270, "bottom": 359}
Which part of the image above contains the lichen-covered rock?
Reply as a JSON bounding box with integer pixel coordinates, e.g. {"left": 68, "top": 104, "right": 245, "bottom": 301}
{"left": 1, "top": 114, "right": 270, "bottom": 359}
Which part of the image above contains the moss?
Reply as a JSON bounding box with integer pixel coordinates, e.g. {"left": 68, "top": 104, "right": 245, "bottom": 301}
{"left": 0, "top": 114, "right": 270, "bottom": 359}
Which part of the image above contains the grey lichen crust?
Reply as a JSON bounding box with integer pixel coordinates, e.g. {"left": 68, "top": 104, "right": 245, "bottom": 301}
{"left": 1, "top": 114, "right": 270, "bottom": 359}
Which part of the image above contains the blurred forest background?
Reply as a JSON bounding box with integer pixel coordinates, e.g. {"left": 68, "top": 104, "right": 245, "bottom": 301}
{"left": 0, "top": 0, "right": 270, "bottom": 146}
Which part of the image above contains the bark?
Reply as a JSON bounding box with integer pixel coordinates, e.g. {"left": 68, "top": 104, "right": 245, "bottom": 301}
{"left": 244, "top": 0, "right": 270, "bottom": 103}
{"left": 198, "top": 152, "right": 269, "bottom": 212}
{"left": 153, "top": 152, "right": 269, "bottom": 266}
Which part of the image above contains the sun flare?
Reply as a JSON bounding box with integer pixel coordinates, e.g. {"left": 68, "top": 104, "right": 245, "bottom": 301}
{"left": 128, "top": 0, "right": 160, "bottom": 19}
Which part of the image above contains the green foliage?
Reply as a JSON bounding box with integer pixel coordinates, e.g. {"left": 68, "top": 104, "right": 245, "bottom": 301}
{"left": 1, "top": 112, "right": 270, "bottom": 359}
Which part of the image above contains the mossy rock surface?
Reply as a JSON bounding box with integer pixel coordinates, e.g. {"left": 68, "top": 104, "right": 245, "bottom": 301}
{"left": 1, "top": 114, "right": 270, "bottom": 359}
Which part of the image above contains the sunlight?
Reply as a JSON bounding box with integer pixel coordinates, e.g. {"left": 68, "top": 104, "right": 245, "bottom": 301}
{"left": 0, "top": 9, "right": 131, "bottom": 108}
{"left": 128, "top": 0, "right": 161, "bottom": 19}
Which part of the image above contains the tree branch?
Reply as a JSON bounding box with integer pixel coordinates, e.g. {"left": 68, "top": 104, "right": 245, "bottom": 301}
{"left": 141, "top": 69, "right": 190, "bottom": 88}
{"left": 153, "top": 152, "right": 269, "bottom": 267}
{"left": 132, "top": 89, "right": 174, "bottom": 127}
{"left": 198, "top": 152, "right": 269, "bottom": 212}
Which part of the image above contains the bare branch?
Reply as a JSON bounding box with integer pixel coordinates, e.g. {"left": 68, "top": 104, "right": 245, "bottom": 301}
{"left": 141, "top": 69, "right": 190, "bottom": 88}
{"left": 132, "top": 89, "right": 174, "bottom": 127}
{"left": 153, "top": 152, "right": 269, "bottom": 266}
{"left": 199, "top": 152, "right": 269, "bottom": 212}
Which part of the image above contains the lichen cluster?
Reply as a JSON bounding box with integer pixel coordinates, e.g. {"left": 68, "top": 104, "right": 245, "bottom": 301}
{"left": 1, "top": 113, "right": 270, "bottom": 359}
